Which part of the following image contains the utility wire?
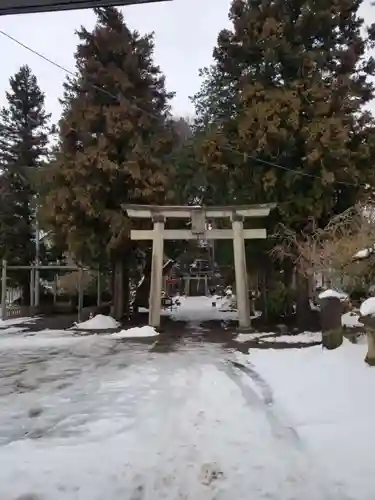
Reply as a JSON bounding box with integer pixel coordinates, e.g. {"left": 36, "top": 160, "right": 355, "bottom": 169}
{"left": 0, "top": 29, "right": 368, "bottom": 189}
{"left": 0, "top": 29, "right": 124, "bottom": 102}
{"left": 240, "top": 154, "right": 363, "bottom": 187}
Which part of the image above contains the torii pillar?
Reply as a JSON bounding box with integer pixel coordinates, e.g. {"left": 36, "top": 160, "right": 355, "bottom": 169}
{"left": 149, "top": 215, "right": 165, "bottom": 327}
{"left": 232, "top": 214, "right": 251, "bottom": 328}
{"left": 124, "top": 204, "right": 275, "bottom": 329}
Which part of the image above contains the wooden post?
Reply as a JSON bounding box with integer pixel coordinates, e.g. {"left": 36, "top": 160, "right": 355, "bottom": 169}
{"left": 53, "top": 274, "right": 57, "bottom": 305}
{"left": 1, "top": 260, "right": 7, "bottom": 320}
{"left": 78, "top": 268, "right": 83, "bottom": 323}
{"left": 232, "top": 214, "right": 251, "bottom": 328}
{"left": 35, "top": 265, "right": 40, "bottom": 308}
{"left": 35, "top": 209, "right": 40, "bottom": 308}
{"left": 97, "top": 269, "right": 101, "bottom": 307}
{"left": 149, "top": 215, "right": 164, "bottom": 327}
{"left": 30, "top": 266, "right": 35, "bottom": 316}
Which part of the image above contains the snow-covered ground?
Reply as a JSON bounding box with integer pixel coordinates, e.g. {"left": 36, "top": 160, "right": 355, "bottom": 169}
{"left": 160, "top": 295, "right": 261, "bottom": 323}
{"left": 342, "top": 311, "right": 364, "bottom": 328}
{"left": 247, "top": 341, "right": 374, "bottom": 500}
{"left": 160, "top": 295, "right": 238, "bottom": 322}
{"left": 112, "top": 325, "right": 159, "bottom": 339}
{"left": 73, "top": 314, "right": 120, "bottom": 330}
{"left": 0, "top": 328, "right": 373, "bottom": 498}
{"left": 0, "top": 316, "right": 38, "bottom": 328}
{"left": 235, "top": 331, "right": 322, "bottom": 344}
{"left": 0, "top": 297, "right": 374, "bottom": 499}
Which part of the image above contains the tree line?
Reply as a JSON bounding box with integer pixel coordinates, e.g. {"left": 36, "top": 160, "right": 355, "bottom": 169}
{"left": 1, "top": 1, "right": 375, "bottom": 324}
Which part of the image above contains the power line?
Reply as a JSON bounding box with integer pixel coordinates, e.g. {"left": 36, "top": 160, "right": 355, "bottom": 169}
{"left": 0, "top": 29, "right": 368, "bottom": 189}
{"left": 239, "top": 154, "right": 363, "bottom": 187}
{"left": 0, "top": 29, "right": 124, "bottom": 103}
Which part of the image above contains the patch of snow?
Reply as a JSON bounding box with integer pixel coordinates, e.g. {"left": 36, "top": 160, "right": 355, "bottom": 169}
{"left": 163, "top": 258, "right": 174, "bottom": 268}
{"left": 162, "top": 296, "right": 238, "bottom": 322}
{"left": 235, "top": 333, "right": 259, "bottom": 343}
{"left": 354, "top": 248, "right": 371, "bottom": 259}
{"left": 0, "top": 329, "right": 84, "bottom": 350}
{"left": 217, "top": 295, "right": 236, "bottom": 311}
{"left": 111, "top": 326, "right": 159, "bottom": 339}
{"left": 259, "top": 332, "right": 321, "bottom": 344}
{"left": 318, "top": 289, "right": 347, "bottom": 300}
{"left": 246, "top": 340, "right": 375, "bottom": 500}
{"left": 235, "top": 332, "right": 321, "bottom": 344}
{"left": 360, "top": 297, "right": 375, "bottom": 317}
{"left": 0, "top": 326, "right": 28, "bottom": 334}
{"left": 136, "top": 275, "right": 145, "bottom": 287}
{"left": 161, "top": 296, "right": 261, "bottom": 323}
{"left": 0, "top": 316, "right": 37, "bottom": 327}
{"left": 342, "top": 311, "right": 364, "bottom": 328}
{"left": 309, "top": 299, "right": 320, "bottom": 311}
{"left": 73, "top": 314, "right": 120, "bottom": 330}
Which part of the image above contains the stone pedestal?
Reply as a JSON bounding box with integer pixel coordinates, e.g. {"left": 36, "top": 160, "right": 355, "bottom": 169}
{"left": 319, "top": 296, "right": 343, "bottom": 350}
{"left": 359, "top": 315, "right": 375, "bottom": 366}
{"left": 365, "top": 331, "right": 375, "bottom": 366}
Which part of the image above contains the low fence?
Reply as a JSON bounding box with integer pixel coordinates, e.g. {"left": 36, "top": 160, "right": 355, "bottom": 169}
{"left": 4, "top": 287, "right": 24, "bottom": 318}
{"left": 1, "top": 260, "right": 105, "bottom": 322}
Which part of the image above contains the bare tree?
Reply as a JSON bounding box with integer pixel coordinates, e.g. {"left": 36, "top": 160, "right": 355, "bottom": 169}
{"left": 271, "top": 204, "right": 375, "bottom": 287}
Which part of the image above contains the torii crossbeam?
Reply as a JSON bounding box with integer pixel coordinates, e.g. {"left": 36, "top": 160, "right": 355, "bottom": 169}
{"left": 124, "top": 204, "right": 275, "bottom": 328}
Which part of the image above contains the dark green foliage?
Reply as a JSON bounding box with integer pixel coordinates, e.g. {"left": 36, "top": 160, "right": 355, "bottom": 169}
{"left": 43, "top": 7, "right": 175, "bottom": 316}
{"left": 0, "top": 65, "right": 51, "bottom": 267}
{"left": 45, "top": 7, "right": 175, "bottom": 263}
{"left": 193, "top": 0, "right": 375, "bottom": 224}
{"left": 190, "top": 0, "right": 375, "bottom": 326}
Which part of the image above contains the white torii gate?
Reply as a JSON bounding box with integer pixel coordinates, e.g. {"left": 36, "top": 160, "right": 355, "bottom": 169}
{"left": 124, "top": 204, "right": 275, "bottom": 328}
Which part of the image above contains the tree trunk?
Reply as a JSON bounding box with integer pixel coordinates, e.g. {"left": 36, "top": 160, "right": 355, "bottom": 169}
{"left": 122, "top": 262, "right": 130, "bottom": 319}
{"left": 112, "top": 258, "right": 131, "bottom": 321}
{"left": 283, "top": 260, "right": 294, "bottom": 316}
{"left": 134, "top": 254, "right": 152, "bottom": 310}
{"left": 296, "top": 271, "right": 312, "bottom": 330}
{"left": 19, "top": 273, "right": 31, "bottom": 306}
{"left": 112, "top": 259, "right": 124, "bottom": 320}
{"left": 258, "top": 269, "right": 268, "bottom": 323}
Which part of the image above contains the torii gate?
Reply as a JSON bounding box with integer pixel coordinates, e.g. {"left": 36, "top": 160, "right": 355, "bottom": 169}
{"left": 124, "top": 204, "right": 275, "bottom": 328}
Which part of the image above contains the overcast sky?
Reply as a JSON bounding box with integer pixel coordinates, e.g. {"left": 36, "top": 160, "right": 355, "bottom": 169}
{"left": 0, "top": 0, "right": 231, "bottom": 124}
{"left": 0, "top": 0, "right": 374, "bottom": 125}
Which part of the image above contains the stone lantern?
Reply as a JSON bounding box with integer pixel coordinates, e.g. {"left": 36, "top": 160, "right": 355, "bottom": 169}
{"left": 359, "top": 297, "right": 375, "bottom": 366}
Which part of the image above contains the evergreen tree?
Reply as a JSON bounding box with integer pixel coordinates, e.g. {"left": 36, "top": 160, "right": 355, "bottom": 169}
{"left": 192, "top": 65, "right": 238, "bottom": 132}
{"left": 0, "top": 65, "right": 51, "bottom": 299}
{"left": 193, "top": 0, "right": 375, "bottom": 325}
{"left": 195, "top": 0, "right": 375, "bottom": 216}
{"left": 169, "top": 117, "right": 203, "bottom": 205}
{"left": 44, "top": 7, "right": 175, "bottom": 318}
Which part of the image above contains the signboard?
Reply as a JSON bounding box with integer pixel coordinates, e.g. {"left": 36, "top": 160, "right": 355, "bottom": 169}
{"left": 0, "top": 0, "right": 170, "bottom": 15}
